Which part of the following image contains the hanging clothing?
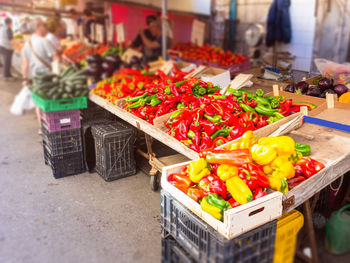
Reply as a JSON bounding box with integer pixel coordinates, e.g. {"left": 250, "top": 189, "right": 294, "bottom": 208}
{"left": 266, "top": 0, "right": 292, "bottom": 46}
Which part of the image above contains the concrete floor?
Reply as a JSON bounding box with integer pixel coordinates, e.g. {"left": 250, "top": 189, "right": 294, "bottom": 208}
{"left": 0, "top": 80, "right": 161, "bottom": 263}
{"left": 1, "top": 78, "right": 350, "bottom": 263}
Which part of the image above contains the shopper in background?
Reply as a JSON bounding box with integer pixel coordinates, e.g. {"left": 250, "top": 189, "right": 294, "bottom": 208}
{"left": 45, "top": 17, "right": 63, "bottom": 54}
{"left": 139, "top": 19, "right": 167, "bottom": 61}
{"left": 0, "top": 17, "right": 14, "bottom": 80}
{"left": 21, "top": 18, "right": 59, "bottom": 86}
{"left": 20, "top": 17, "right": 31, "bottom": 34}
{"left": 83, "top": 9, "right": 95, "bottom": 42}
{"left": 68, "top": 9, "right": 83, "bottom": 39}
{"left": 131, "top": 15, "right": 158, "bottom": 52}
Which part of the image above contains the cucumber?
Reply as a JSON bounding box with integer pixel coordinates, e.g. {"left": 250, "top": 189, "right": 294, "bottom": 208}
{"left": 46, "top": 87, "right": 58, "bottom": 99}
{"left": 52, "top": 77, "right": 60, "bottom": 84}
{"left": 74, "top": 90, "right": 81, "bottom": 97}
{"left": 33, "top": 82, "right": 54, "bottom": 92}
{"left": 62, "top": 93, "right": 70, "bottom": 99}
{"left": 65, "top": 85, "right": 73, "bottom": 93}
{"left": 60, "top": 66, "right": 74, "bottom": 78}
{"left": 36, "top": 73, "right": 56, "bottom": 82}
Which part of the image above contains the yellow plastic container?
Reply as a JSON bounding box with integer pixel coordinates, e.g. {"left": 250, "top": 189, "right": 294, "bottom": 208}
{"left": 273, "top": 210, "right": 304, "bottom": 263}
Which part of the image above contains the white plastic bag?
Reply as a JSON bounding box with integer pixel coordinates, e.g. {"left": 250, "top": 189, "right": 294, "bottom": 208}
{"left": 10, "top": 86, "right": 35, "bottom": 115}
{"left": 314, "top": 58, "right": 350, "bottom": 85}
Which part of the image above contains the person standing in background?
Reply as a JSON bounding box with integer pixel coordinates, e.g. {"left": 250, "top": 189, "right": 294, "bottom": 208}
{"left": 83, "top": 9, "right": 95, "bottom": 42}
{"left": 45, "top": 17, "right": 63, "bottom": 55}
{"left": 68, "top": 9, "right": 83, "bottom": 40}
{"left": 131, "top": 15, "right": 157, "bottom": 52}
{"left": 21, "top": 18, "right": 59, "bottom": 86}
{"left": 0, "top": 18, "right": 14, "bottom": 80}
{"left": 20, "top": 17, "right": 31, "bottom": 34}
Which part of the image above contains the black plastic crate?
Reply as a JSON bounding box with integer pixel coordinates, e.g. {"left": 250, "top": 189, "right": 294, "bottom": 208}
{"left": 160, "top": 190, "right": 277, "bottom": 263}
{"left": 81, "top": 100, "right": 116, "bottom": 122}
{"left": 82, "top": 119, "right": 113, "bottom": 173}
{"left": 41, "top": 123, "right": 82, "bottom": 156}
{"left": 92, "top": 122, "right": 136, "bottom": 181}
{"left": 162, "top": 235, "right": 195, "bottom": 263}
{"left": 44, "top": 144, "right": 85, "bottom": 179}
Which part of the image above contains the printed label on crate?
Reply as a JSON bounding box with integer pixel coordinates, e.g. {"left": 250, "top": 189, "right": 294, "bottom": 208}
{"left": 116, "top": 23, "right": 125, "bottom": 43}
{"left": 60, "top": 118, "right": 71, "bottom": 124}
{"left": 191, "top": 19, "right": 205, "bottom": 47}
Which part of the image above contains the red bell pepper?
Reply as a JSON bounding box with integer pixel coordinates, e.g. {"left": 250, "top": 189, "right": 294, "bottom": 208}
{"left": 187, "top": 186, "right": 204, "bottom": 202}
{"left": 209, "top": 178, "right": 227, "bottom": 199}
{"left": 288, "top": 176, "right": 306, "bottom": 189}
{"left": 168, "top": 173, "right": 193, "bottom": 193}
{"left": 204, "top": 149, "right": 252, "bottom": 166}
{"left": 229, "top": 125, "right": 245, "bottom": 140}
{"left": 228, "top": 197, "right": 241, "bottom": 208}
{"left": 253, "top": 188, "right": 267, "bottom": 200}
{"left": 198, "top": 174, "right": 219, "bottom": 195}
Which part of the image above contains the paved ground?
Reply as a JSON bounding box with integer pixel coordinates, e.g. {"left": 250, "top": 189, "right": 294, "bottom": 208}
{"left": 0, "top": 78, "right": 349, "bottom": 263}
{"left": 0, "top": 80, "right": 161, "bottom": 263}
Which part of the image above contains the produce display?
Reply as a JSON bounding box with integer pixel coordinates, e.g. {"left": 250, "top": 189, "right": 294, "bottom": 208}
{"left": 165, "top": 88, "right": 310, "bottom": 152}
{"left": 91, "top": 68, "right": 157, "bottom": 103}
{"left": 284, "top": 77, "right": 348, "bottom": 98}
{"left": 30, "top": 66, "right": 88, "bottom": 99}
{"left": 63, "top": 43, "right": 112, "bottom": 64}
{"left": 123, "top": 71, "right": 206, "bottom": 124}
{"left": 167, "top": 131, "right": 325, "bottom": 221}
{"left": 170, "top": 42, "right": 247, "bottom": 66}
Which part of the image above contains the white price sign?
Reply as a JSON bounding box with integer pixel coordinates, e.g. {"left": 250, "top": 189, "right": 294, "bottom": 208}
{"left": 107, "top": 24, "right": 114, "bottom": 43}
{"left": 90, "top": 23, "right": 96, "bottom": 42}
{"left": 159, "top": 60, "right": 174, "bottom": 75}
{"left": 116, "top": 23, "right": 125, "bottom": 43}
{"left": 191, "top": 19, "right": 205, "bottom": 47}
{"left": 95, "top": 24, "right": 104, "bottom": 43}
{"left": 78, "top": 24, "right": 84, "bottom": 42}
{"left": 51, "top": 60, "right": 61, "bottom": 74}
{"left": 121, "top": 48, "right": 143, "bottom": 64}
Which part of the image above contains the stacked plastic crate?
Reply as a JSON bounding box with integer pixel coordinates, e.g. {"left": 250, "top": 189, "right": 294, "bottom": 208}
{"left": 41, "top": 109, "right": 85, "bottom": 178}
{"left": 160, "top": 190, "right": 277, "bottom": 263}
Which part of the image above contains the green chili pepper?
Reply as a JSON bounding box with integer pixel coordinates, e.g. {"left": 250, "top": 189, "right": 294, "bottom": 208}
{"left": 164, "top": 86, "right": 171, "bottom": 94}
{"left": 187, "top": 130, "right": 195, "bottom": 139}
{"left": 256, "top": 89, "right": 264, "bottom": 97}
{"left": 127, "top": 98, "right": 147, "bottom": 109}
{"left": 273, "top": 112, "right": 285, "bottom": 120}
{"left": 210, "top": 128, "right": 230, "bottom": 140}
{"left": 204, "top": 113, "right": 222, "bottom": 125}
{"left": 255, "top": 104, "right": 278, "bottom": 116}
{"left": 207, "top": 86, "right": 221, "bottom": 94}
{"left": 177, "top": 103, "right": 186, "bottom": 110}
{"left": 239, "top": 89, "right": 255, "bottom": 98}
{"left": 125, "top": 92, "right": 148, "bottom": 103}
{"left": 150, "top": 98, "right": 162, "bottom": 106}
{"left": 208, "top": 94, "right": 226, "bottom": 99}
{"left": 295, "top": 142, "right": 311, "bottom": 156}
{"left": 256, "top": 96, "right": 272, "bottom": 108}
{"left": 170, "top": 110, "right": 183, "bottom": 119}
{"left": 270, "top": 99, "right": 280, "bottom": 109}
{"left": 198, "top": 87, "right": 207, "bottom": 96}
{"left": 175, "top": 81, "right": 185, "bottom": 87}
{"left": 240, "top": 103, "right": 255, "bottom": 112}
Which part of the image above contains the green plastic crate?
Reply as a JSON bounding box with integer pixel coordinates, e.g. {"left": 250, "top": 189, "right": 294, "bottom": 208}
{"left": 32, "top": 93, "right": 87, "bottom": 113}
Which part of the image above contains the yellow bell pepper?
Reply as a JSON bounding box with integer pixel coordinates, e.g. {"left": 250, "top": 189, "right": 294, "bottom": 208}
{"left": 226, "top": 176, "right": 253, "bottom": 205}
{"left": 268, "top": 176, "right": 288, "bottom": 194}
{"left": 188, "top": 158, "right": 211, "bottom": 183}
{"left": 201, "top": 196, "right": 223, "bottom": 220}
{"left": 258, "top": 136, "right": 295, "bottom": 157}
{"left": 217, "top": 164, "right": 238, "bottom": 181}
{"left": 228, "top": 130, "right": 257, "bottom": 151}
{"left": 270, "top": 156, "right": 295, "bottom": 179}
{"left": 251, "top": 144, "right": 277, "bottom": 166}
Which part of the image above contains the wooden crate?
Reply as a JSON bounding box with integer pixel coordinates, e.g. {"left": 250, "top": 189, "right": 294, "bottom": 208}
{"left": 161, "top": 162, "right": 283, "bottom": 240}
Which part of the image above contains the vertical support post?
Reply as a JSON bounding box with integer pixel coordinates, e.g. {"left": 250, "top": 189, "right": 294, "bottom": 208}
{"left": 162, "top": 0, "right": 168, "bottom": 60}
{"left": 302, "top": 200, "right": 318, "bottom": 263}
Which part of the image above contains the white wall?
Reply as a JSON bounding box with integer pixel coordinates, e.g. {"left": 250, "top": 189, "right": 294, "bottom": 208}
{"left": 279, "top": 0, "right": 316, "bottom": 71}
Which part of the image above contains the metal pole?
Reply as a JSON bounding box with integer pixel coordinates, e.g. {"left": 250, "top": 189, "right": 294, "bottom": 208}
{"left": 162, "top": 0, "right": 167, "bottom": 60}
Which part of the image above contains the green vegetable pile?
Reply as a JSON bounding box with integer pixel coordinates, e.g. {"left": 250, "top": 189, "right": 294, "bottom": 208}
{"left": 30, "top": 66, "right": 89, "bottom": 100}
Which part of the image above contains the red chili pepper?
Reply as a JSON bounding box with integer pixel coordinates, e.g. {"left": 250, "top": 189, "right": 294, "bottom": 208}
{"left": 211, "top": 136, "right": 229, "bottom": 148}
{"left": 228, "top": 197, "right": 241, "bottom": 208}
{"left": 253, "top": 188, "right": 267, "bottom": 200}
{"left": 229, "top": 125, "right": 244, "bottom": 140}
{"left": 204, "top": 104, "right": 215, "bottom": 116}
{"left": 201, "top": 120, "right": 218, "bottom": 136}
{"left": 204, "top": 149, "right": 252, "bottom": 166}
{"left": 199, "top": 132, "right": 212, "bottom": 152}
{"left": 199, "top": 96, "right": 212, "bottom": 105}
{"left": 287, "top": 176, "right": 306, "bottom": 189}
{"left": 211, "top": 102, "right": 224, "bottom": 116}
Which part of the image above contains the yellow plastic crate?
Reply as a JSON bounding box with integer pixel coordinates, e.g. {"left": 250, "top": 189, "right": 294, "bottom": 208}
{"left": 273, "top": 210, "right": 304, "bottom": 263}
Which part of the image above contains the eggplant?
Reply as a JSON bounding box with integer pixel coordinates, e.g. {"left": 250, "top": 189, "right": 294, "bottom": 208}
{"left": 333, "top": 84, "right": 348, "bottom": 97}
{"left": 102, "top": 61, "right": 115, "bottom": 72}
{"left": 306, "top": 85, "right": 321, "bottom": 97}
{"left": 284, "top": 84, "right": 295, "bottom": 93}
{"left": 86, "top": 54, "right": 102, "bottom": 64}
{"left": 320, "top": 89, "right": 336, "bottom": 98}
{"left": 85, "top": 65, "right": 102, "bottom": 76}
{"left": 318, "top": 77, "right": 333, "bottom": 92}
{"left": 295, "top": 81, "right": 309, "bottom": 94}
{"left": 104, "top": 55, "right": 121, "bottom": 66}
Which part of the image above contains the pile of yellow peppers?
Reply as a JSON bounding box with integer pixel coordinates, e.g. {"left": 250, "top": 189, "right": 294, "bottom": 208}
{"left": 228, "top": 131, "right": 301, "bottom": 194}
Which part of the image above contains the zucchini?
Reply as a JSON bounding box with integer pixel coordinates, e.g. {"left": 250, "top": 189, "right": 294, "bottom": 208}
{"left": 74, "top": 90, "right": 81, "bottom": 97}
{"left": 65, "top": 85, "right": 73, "bottom": 93}
{"left": 60, "top": 66, "right": 74, "bottom": 78}
{"left": 62, "top": 93, "right": 70, "bottom": 99}
{"left": 33, "top": 82, "right": 54, "bottom": 92}
{"left": 46, "top": 87, "right": 58, "bottom": 99}
{"left": 36, "top": 73, "right": 56, "bottom": 82}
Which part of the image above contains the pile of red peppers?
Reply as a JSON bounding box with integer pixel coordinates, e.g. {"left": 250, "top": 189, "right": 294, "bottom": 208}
{"left": 170, "top": 42, "right": 247, "bottom": 66}
{"left": 165, "top": 88, "right": 301, "bottom": 152}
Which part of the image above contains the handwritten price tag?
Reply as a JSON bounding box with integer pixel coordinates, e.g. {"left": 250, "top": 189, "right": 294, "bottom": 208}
{"left": 191, "top": 19, "right": 205, "bottom": 46}
{"left": 116, "top": 23, "right": 125, "bottom": 43}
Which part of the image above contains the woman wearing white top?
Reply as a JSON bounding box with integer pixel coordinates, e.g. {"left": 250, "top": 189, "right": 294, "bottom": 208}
{"left": 45, "top": 17, "right": 63, "bottom": 54}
